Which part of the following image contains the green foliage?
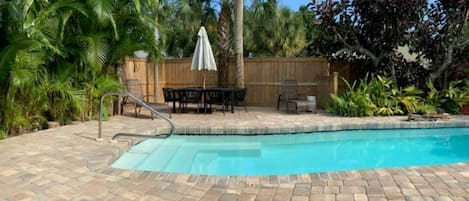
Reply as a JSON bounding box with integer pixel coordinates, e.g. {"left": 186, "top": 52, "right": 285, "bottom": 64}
{"left": 327, "top": 74, "right": 424, "bottom": 117}
{"left": 158, "top": 0, "right": 307, "bottom": 58}
{"left": 415, "top": 104, "right": 437, "bottom": 115}
{"left": 421, "top": 80, "right": 469, "bottom": 114}
{"left": 43, "top": 77, "right": 84, "bottom": 124}
{"left": 159, "top": 0, "right": 217, "bottom": 57}
{"left": 328, "top": 75, "right": 469, "bottom": 117}
{"left": 396, "top": 86, "right": 423, "bottom": 114}
{"left": 439, "top": 80, "right": 469, "bottom": 114}
{"left": 307, "top": 0, "right": 468, "bottom": 87}
{"left": 0, "top": 129, "right": 6, "bottom": 139}
{"left": 326, "top": 76, "right": 376, "bottom": 117}
{"left": 244, "top": 0, "right": 306, "bottom": 57}
{"left": 0, "top": 0, "right": 158, "bottom": 138}
{"left": 84, "top": 75, "right": 123, "bottom": 119}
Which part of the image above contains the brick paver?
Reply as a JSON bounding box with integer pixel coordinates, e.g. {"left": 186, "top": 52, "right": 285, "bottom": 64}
{"left": 0, "top": 107, "right": 468, "bottom": 200}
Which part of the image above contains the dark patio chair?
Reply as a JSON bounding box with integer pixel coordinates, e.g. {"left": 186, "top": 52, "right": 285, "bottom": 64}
{"left": 179, "top": 88, "right": 203, "bottom": 113}
{"left": 162, "top": 88, "right": 180, "bottom": 113}
{"left": 204, "top": 89, "right": 226, "bottom": 113}
{"left": 121, "top": 79, "right": 171, "bottom": 118}
{"left": 277, "top": 80, "right": 302, "bottom": 113}
{"left": 234, "top": 88, "right": 248, "bottom": 112}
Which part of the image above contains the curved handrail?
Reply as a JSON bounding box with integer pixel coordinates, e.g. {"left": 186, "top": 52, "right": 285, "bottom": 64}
{"left": 97, "top": 92, "right": 176, "bottom": 141}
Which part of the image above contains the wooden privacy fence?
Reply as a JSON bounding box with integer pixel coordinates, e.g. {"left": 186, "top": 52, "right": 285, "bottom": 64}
{"left": 120, "top": 57, "right": 345, "bottom": 109}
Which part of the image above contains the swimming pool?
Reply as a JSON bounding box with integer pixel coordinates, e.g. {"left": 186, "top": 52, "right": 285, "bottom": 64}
{"left": 111, "top": 128, "right": 469, "bottom": 176}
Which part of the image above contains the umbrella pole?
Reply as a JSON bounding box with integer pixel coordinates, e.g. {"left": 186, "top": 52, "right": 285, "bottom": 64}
{"left": 202, "top": 72, "right": 206, "bottom": 89}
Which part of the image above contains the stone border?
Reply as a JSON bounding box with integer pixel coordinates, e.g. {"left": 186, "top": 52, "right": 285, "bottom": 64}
{"left": 156, "top": 118, "right": 469, "bottom": 135}
{"left": 105, "top": 117, "right": 469, "bottom": 185}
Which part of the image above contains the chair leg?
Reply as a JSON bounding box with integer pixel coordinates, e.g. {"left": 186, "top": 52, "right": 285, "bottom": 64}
{"left": 134, "top": 105, "right": 138, "bottom": 117}
{"left": 167, "top": 104, "right": 172, "bottom": 118}
{"left": 277, "top": 96, "right": 281, "bottom": 110}
{"left": 120, "top": 97, "right": 127, "bottom": 115}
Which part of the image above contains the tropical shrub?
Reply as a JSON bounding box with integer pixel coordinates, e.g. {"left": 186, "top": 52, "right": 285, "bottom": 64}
{"left": 327, "top": 75, "right": 424, "bottom": 117}
{"left": 327, "top": 75, "right": 376, "bottom": 117}
{"left": 0, "top": 130, "right": 6, "bottom": 140}
{"left": 439, "top": 80, "right": 469, "bottom": 114}
{"left": 422, "top": 80, "right": 469, "bottom": 114}
{"left": 328, "top": 75, "right": 469, "bottom": 117}
{"left": 0, "top": 0, "right": 160, "bottom": 137}
{"left": 415, "top": 104, "right": 437, "bottom": 115}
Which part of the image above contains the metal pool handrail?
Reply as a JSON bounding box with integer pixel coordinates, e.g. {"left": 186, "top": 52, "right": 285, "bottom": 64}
{"left": 97, "top": 92, "right": 176, "bottom": 141}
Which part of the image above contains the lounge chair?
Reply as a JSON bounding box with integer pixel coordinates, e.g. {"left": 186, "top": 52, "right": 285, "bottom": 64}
{"left": 121, "top": 79, "right": 171, "bottom": 118}
{"left": 277, "top": 80, "right": 302, "bottom": 112}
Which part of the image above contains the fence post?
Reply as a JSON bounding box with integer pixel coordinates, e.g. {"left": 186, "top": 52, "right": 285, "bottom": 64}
{"left": 332, "top": 72, "right": 339, "bottom": 96}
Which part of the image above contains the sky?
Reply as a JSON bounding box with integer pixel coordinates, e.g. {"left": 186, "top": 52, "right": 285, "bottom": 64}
{"left": 277, "top": 0, "right": 311, "bottom": 11}
{"left": 244, "top": 0, "right": 311, "bottom": 11}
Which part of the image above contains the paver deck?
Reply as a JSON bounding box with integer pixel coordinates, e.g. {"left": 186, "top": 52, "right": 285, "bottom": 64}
{"left": 0, "top": 107, "right": 468, "bottom": 201}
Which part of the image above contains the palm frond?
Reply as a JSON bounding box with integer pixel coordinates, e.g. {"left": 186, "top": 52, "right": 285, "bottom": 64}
{"left": 0, "top": 46, "right": 17, "bottom": 85}
{"left": 132, "top": 0, "right": 142, "bottom": 15}
{"left": 78, "top": 34, "right": 109, "bottom": 72}
{"left": 86, "top": 0, "right": 118, "bottom": 39}
{"left": 0, "top": 36, "right": 42, "bottom": 85}
{"left": 21, "top": 0, "right": 34, "bottom": 20}
{"left": 30, "top": 0, "right": 88, "bottom": 29}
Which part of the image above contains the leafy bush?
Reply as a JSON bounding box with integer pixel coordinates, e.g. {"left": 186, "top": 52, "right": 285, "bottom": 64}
{"left": 0, "top": 130, "right": 6, "bottom": 139}
{"left": 328, "top": 75, "right": 469, "bottom": 117}
{"left": 423, "top": 80, "right": 469, "bottom": 114}
{"left": 86, "top": 75, "right": 124, "bottom": 119}
{"left": 327, "top": 76, "right": 376, "bottom": 117}
{"left": 439, "top": 80, "right": 469, "bottom": 114}
{"left": 415, "top": 104, "right": 437, "bottom": 115}
{"left": 327, "top": 74, "right": 423, "bottom": 117}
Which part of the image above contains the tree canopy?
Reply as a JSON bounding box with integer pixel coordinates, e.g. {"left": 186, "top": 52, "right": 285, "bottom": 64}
{"left": 305, "top": 0, "right": 468, "bottom": 88}
{"left": 158, "top": 0, "right": 307, "bottom": 58}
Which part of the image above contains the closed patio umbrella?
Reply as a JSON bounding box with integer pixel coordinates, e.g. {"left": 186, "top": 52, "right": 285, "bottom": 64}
{"left": 191, "top": 26, "right": 217, "bottom": 89}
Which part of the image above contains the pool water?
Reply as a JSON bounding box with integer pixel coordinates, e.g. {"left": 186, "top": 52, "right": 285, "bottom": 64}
{"left": 111, "top": 128, "right": 469, "bottom": 176}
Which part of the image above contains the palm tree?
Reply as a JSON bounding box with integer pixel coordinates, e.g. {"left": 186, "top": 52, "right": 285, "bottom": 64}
{"left": 244, "top": 0, "right": 305, "bottom": 56}
{"left": 217, "top": 0, "right": 232, "bottom": 87}
{"left": 161, "top": 0, "right": 217, "bottom": 57}
{"left": 234, "top": 0, "right": 244, "bottom": 88}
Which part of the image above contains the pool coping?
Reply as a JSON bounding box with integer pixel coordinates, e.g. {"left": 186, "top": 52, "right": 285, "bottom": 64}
{"left": 106, "top": 116, "right": 469, "bottom": 185}
{"left": 172, "top": 120, "right": 469, "bottom": 135}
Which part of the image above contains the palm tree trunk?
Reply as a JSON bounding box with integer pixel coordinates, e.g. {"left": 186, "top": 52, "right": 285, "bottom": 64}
{"left": 217, "top": 0, "right": 232, "bottom": 87}
{"left": 234, "top": 0, "right": 244, "bottom": 88}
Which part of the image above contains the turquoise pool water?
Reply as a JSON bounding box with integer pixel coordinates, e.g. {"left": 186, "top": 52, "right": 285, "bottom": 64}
{"left": 111, "top": 128, "right": 469, "bottom": 176}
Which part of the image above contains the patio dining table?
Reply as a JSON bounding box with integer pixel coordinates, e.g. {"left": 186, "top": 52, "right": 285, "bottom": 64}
{"left": 170, "top": 87, "right": 237, "bottom": 113}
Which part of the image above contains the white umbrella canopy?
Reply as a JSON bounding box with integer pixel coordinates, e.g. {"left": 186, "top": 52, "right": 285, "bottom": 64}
{"left": 191, "top": 26, "right": 217, "bottom": 88}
